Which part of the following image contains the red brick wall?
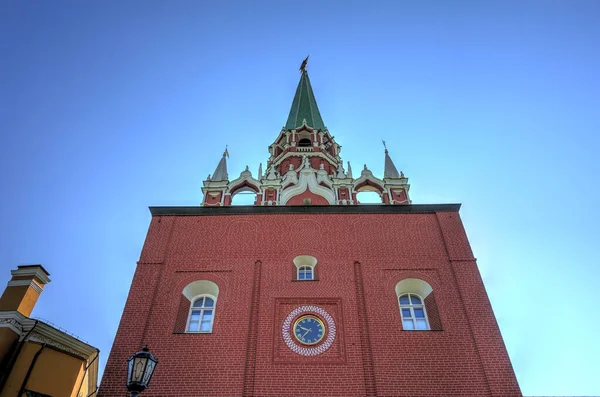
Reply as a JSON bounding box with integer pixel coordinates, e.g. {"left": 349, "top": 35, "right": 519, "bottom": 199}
{"left": 424, "top": 291, "right": 443, "bottom": 331}
{"left": 99, "top": 211, "right": 521, "bottom": 397}
{"left": 285, "top": 190, "right": 330, "bottom": 205}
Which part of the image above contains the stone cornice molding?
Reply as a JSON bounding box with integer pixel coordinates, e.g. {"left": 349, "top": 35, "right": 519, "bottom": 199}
{"left": 7, "top": 279, "right": 43, "bottom": 294}
{"left": 0, "top": 311, "right": 97, "bottom": 360}
{"left": 202, "top": 180, "right": 229, "bottom": 189}
{"left": 11, "top": 266, "right": 51, "bottom": 284}
{"left": 0, "top": 311, "right": 25, "bottom": 333}
{"left": 271, "top": 150, "right": 339, "bottom": 169}
{"left": 331, "top": 177, "right": 354, "bottom": 187}
{"left": 383, "top": 178, "right": 410, "bottom": 191}
{"left": 150, "top": 203, "right": 462, "bottom": 216}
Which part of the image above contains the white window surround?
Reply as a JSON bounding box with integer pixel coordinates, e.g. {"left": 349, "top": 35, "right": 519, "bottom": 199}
{"left": 182, "top": 280, "right": 219, "bottom": 333}
{"left": 395, "top": 278, "right": 433, "bottom": 331}
{"left": 293, "top": 255, "right": 317, "bottom": 281}
{"left": 186, "top": 294, "right": 217, "bottom": 333}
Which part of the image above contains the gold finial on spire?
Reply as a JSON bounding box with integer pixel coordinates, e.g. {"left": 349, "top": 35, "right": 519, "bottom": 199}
{"left": 299, "top": 55, "right": 309, "bottom": 73}
{"left": 223, "top": 145, "right": 229, "bottom": 158}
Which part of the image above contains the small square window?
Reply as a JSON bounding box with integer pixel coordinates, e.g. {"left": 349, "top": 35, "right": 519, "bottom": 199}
{"left": 297, "top": 266, "right": 314, "bottom": 280}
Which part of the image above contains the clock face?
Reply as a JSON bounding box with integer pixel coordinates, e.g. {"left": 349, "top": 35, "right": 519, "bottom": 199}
{"left": 293, "top": 315, "right": 325, "bottom": 345}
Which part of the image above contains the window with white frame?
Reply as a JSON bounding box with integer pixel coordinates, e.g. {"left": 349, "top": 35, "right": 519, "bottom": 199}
{"left": 398, "top": 293, "right": 429, "bottom": 330}
{"left": 297, "top": 265, "right": 314, "bottom": 280}
{"left": 187, "top": 295, "right": 216, "bottom": 332}
{"left": 293, "top": 255, "right": 318, "bottom": 281}
{"left": 181, "top": 279, "right": 219, "bottom": 334}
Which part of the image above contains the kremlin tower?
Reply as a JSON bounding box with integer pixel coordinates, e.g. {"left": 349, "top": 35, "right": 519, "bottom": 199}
{"left": 99, "top": 61, "right": 521, "bottom": 397}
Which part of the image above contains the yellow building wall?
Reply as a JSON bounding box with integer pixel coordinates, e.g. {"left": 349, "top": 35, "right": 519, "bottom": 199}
{"left": 1, "top": 342, "right": 86, "bottom": 397}
{"left": 0, "top": 328, "right": 19, "bottom": 364}
{"left": 0, "top": 286, "right": 41, "bottom": 317}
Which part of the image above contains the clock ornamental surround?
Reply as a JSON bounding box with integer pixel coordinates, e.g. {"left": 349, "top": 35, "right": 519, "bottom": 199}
{"left": 282, "top": 305, "right": 336, "bottom": 356}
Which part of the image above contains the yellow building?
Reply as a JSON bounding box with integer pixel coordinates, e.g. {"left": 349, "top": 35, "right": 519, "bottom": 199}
{"left": 0, "top": 265, "right": 98, "bottom": 397}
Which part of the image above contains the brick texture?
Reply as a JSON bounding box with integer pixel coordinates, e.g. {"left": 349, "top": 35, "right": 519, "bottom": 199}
{"left": 98, "top": 211, "right": 521, "bottom": 397}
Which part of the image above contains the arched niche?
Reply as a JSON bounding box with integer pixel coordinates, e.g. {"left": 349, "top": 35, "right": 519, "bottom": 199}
{"left": 394, "top": 278, "right": 433, "bottom": 299}
{"left": 183, "top": 280, "right": 219, "bottom": 302}
{"left": 293, "top": 255, "right": 318, "bottom": 269}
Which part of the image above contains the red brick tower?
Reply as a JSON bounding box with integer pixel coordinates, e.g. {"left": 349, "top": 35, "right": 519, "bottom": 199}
{"left": 99, "top": 61, "right": 521, "bottom": 396}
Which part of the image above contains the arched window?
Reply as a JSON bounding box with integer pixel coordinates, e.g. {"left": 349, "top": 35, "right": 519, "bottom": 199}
{"left": 187, "top": 295, "right": 216, "bottom": 332}
{"left": 180, "top": 280, "right": 219, "bottom": 333}
{"left": 298, "top": 266, "right": 314, "bottom": 280}
{"left": 298, "top": 138, "right": 311, "bottom": 147}
{"left": 395, "top": 278, "right": 441, "bottom": 331}
{"left": 293, "top": 255, "right": 318, "bottom": 281}
{"left": 398, "top": 293, "right": 429, "bottom": 330}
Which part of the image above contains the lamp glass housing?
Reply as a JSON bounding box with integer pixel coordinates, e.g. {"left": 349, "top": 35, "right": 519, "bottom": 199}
{"left": 126, "top": 346, "right": 158, "bottom": 393}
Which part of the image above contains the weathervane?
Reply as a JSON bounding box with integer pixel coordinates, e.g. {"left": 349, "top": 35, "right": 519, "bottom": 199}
{"left": 382, "top": 140, "right": 388, "bottom": 154}
{"left": 299, "top": 55, "right": 309, "bottom": 73}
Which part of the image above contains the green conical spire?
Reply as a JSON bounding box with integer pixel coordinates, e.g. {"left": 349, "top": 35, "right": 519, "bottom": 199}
{"left": 285, "top": 71, "right": 326, "bottom": 131}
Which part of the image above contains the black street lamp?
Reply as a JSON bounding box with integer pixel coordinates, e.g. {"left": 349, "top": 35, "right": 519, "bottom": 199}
{"left": 126, "top": 345, "right": 158, "bottom": 396}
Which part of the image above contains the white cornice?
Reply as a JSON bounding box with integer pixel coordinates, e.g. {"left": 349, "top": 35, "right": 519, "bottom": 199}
{"left": 331, "top": 177, "right": 354, "bottom": 187}
{"left": 0, "top": 311, "right": 26, "bottom": 334}
{"left": 202, "top": 180, "right": 229, "bottom": 189}
{"left": 11, "top": 267, "right": 50, "bottom": 284}
{"left": 271, "top": 150, "right": 339, "bottom": 169}
{"left": 7, "top": 279, "right": 43, "bottom": 294}
{"left": 0, "top": 311, "right": 97, "bottom": 360}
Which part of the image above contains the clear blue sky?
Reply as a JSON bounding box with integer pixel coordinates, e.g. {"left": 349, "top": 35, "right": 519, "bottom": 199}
{"left": 1, "top": 1, "right": 599, "bottom": 395}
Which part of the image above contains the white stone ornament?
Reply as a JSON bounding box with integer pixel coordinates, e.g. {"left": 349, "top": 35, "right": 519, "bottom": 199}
{"left": 282, "top": 305, "right": 336, "bottom": 356}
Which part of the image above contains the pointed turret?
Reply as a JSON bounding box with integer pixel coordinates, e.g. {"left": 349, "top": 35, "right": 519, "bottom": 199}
{"left": 384, "top": 148, "right": 401, "bottom": 179}
{"left": 285, "top": 70, "right": 326, "bottom": 131}
{"left": 380, "top": 142, "right": 411, "bottom": 205}
{"left": 201, "top": 147, "right": 230, "bottom": 206}
{"left": 211, "top": 148, "right": 229, "bottom": 181}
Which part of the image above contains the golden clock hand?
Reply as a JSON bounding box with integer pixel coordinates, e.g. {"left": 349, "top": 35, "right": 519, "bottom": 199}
{"left": 302, "top": 329, "right": 311, "bottom": 338}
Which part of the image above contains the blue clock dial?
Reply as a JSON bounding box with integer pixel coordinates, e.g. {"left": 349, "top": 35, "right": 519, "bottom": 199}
{"left": 293, "top": 315, "right": 325, "bottom": 345}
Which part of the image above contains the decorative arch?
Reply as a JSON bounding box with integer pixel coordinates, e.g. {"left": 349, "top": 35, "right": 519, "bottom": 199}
{"left": 227, "top": 169, "right": 261, "bottom": 193}
{"left": 298, "top": 138, "right": 312, "bottom": 147}
{"left": 353, "top": 167, "right": 385, "bottom": 198}
{"left": 227, "top": 168, "right": 261, "bottom": 205}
